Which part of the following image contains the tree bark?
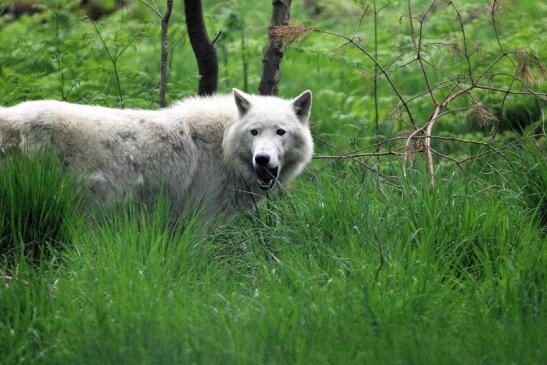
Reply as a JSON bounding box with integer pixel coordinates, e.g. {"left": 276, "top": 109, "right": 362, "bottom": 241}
{"left": 259, "top": 0, "right": 292, "bottom": 96}
{"left": 184, "top": 0, "right": 218, "bottom": 96}
{"left": 159, "top": 0, "right": 173, "bottom": 107}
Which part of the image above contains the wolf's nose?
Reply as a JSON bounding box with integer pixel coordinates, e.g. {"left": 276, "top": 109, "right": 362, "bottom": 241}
{"left": 254, "top": 153, "right": 270, "bottom": 167}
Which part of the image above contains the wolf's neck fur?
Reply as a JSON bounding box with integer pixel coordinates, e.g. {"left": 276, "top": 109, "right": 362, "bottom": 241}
{"left": 172, "top": 119, "right": 265, "bottom": 221}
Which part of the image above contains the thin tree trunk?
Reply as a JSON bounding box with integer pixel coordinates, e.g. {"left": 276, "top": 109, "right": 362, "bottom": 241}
{"left": 159, "top": 0, "right": 173, "bottom": 107}
{"left": 259, "top": 0, "right": 292, "bottom": 96}
{"left": 373, "top": 0, "right": 379, "bottom": 134}
{"left": 184, "top": 0, "right": 218, "bottom": 96}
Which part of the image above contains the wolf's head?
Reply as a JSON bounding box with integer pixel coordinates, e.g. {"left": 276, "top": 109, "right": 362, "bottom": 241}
{"left": 223, "top": 89, "right": 313, "bottom": 192}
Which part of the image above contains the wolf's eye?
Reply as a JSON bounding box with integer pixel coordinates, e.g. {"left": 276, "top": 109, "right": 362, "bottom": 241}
{"left": 250, "top": 129, "right": 258, "bottom": 136}
{"left": 276, "top": 128, "right": 286, "bottom": 136}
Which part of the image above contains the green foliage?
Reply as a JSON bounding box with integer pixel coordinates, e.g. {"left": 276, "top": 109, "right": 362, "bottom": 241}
{"left": 0, "top": 0, "right": 546, "bottom": 364}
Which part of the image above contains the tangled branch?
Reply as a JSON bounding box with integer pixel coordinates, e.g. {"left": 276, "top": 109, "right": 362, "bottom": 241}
{"left": 273, "top": 1, "right": 545, "bottom": 185}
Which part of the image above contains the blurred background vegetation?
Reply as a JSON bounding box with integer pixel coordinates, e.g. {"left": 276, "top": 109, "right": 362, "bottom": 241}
{"left": 1, "top": 0, "right": 544, "bottom": 150}
{"left": 0, "top": 1, "right": 545, "bottom": 364}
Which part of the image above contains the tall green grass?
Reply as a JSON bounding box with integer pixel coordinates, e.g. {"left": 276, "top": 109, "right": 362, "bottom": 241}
{"left": 502, "top": 143, "right": 547, "bottom": 226}
{"left": 0, "top": 151, "right": 85, "bottom": 364}
{"left": 1, "top": 148, "right": 545, "bottom": 364}
{"left": 0, "top": 150, "right": 85, "bottom": 261}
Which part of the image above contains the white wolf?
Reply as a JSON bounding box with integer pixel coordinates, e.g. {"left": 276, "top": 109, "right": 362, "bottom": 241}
{"left": 0, "top": 89, "right": 314, "bottom": 221}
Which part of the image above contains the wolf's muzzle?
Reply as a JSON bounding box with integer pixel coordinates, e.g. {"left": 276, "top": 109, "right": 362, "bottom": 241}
{"left": 256, "top": 166, "right": 279, "bottom": 190}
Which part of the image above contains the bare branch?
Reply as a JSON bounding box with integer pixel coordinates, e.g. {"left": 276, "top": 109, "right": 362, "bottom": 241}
{"left": 313, "top": 151, "right": 403, "bottom": 160}
{"left": 314, "top": 28, "right": 417, "bottom": 128}
{"left": 449, "top": 1, "right": 473, "bottom": 83}
{"left": 91, "top": 21, "right": 123, "bottom": 104}
{"left": 473, "top": 84, "right": 547, "bottom": 100}
{"left": 490, "top": 0, "right": 509, "bottom": 57}
{"left": 137, "top": 0, "right": 161, "bottom": 17}
{"left": 315, "top": 136, "right": 400, "bottom": 185}
{"left": 424, "top": 105, "right": 441, "bottom": 184}
{"left": 430, "top": 148, "right": 465, "bottom": 170}
{"left": 408, "top": 0, "right": 437, "bottom": 104}
{"left": 308, "top": 1, "right": 544, "bottom": 185}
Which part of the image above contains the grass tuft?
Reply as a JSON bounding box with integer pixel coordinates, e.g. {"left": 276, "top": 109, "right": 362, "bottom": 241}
{"left": 0, "top": 150, "right": 85, "bottom": 262}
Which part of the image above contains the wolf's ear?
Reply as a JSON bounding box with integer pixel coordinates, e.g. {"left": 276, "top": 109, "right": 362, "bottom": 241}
{"left": 292, "top": 90, "right": 312, "bottom": 123}
{"left": 233, "top": 88, "right": 252, "bottom": 116}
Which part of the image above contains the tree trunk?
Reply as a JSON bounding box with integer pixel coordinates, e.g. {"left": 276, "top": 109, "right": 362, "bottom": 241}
{"left": 159, "top": 0, "right": 173, "bottom": 107}
{"left": 184, "top": 0, "right": 218, "bottom": 96}
{"left": 258, "top": 0, "right": 292, "bottom": 96}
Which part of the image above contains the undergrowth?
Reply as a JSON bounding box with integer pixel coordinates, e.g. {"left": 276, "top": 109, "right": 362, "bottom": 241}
{"left": 1, "top": 145, "right": 545, "bottom": 364}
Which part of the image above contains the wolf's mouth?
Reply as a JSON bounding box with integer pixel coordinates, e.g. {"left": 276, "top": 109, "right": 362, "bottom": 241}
{"left": 255, "top": 166, "right": 279, "bottom": 191}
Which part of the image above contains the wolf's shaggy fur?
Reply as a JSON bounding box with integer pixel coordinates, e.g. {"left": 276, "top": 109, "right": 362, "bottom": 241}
{"left": 0, "top": 90, "right": 313, "bottom": 221}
